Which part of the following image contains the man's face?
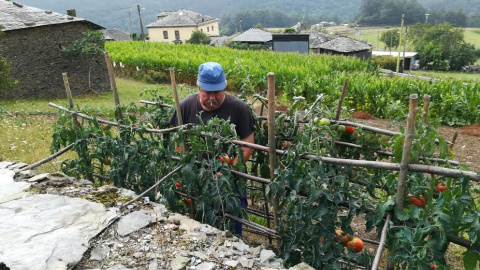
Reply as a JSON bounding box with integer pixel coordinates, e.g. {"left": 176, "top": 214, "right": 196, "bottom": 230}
{"left": 198, "top": 88, "right": 225, "bottom": 111}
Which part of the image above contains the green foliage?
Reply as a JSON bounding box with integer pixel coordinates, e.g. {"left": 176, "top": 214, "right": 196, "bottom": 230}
{"left": 62, "top": 30, "right": 105, "bottom": 58}
{"left": 358, "top": 0, "right": 426, "bottom": 25}
{"left": 371, "top": 56, "right": 404, "bottom": 72}
{"left": 227, "top": 41, "right": 269, "bottom": 51}
{"left": 380, "top": 28, "right": 401, "bottom": 49}
{"left": 186, "top": 30, "right": 211, "bottom": 45}
{"left": 284, "top": 28, "right": 296, "bottom": 33}
{"left": 0, "top": 26, "right": 18, "bottom": 95}
{"left": 106, "top": 41, "right": 480, "bottom": 125}
{"left": 409, "top": 23, "right": 478, "bottom": 70}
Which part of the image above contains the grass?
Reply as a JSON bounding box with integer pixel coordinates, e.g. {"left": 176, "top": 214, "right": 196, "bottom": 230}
{"left": 0, "top": 77, "right": 167, "bottom": 172}
{"left": 408, "top": 70, "right": 480, "bottom": 82}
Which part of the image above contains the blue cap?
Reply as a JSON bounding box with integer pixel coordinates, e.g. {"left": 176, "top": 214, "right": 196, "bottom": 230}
{"left": 197, "top": 62, "right": 227, "bottom": 91}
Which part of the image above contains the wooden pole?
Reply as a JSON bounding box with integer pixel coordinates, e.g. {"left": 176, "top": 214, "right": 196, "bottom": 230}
{"left": 450, "top": 132, "right": 458, "bottom": 150}
{"left": 372, "top": 214, "right": 391, "bottom": 270}
{"left": 104, "top": 52, "right": 122, "bottom": 121}
{"left": 395, "top": 94, "right": 418, "bottom": 210}
{"left": 62, "top": 73, "right": 74, "bottom": 109}
{"left": 19, "top": 144, "right": 74, "bottom": 172}
{"left": 267, "top": 72, "right": 279, "bottom": 235}
{"left": 335, "top": 79, "right": 349, "bottom": 121}
{"left": 422, "top": 94, "right": 431, "bottom": 124}
{"left": 170, "top": 68, "right": 183, "bottom": 127}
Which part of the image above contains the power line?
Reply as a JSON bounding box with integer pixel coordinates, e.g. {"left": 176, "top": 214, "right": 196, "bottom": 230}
{"left": 77, "top": 6, "right": 135, "bottom": 15}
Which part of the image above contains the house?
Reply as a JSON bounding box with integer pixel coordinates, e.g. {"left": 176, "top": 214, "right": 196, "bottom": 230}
{"left": 146, "top": 9, "right": 219, "bottom": 43}
{"left": 231, "top": 28, "right": 272, "bottom": 45}
{"left": 0, "top": 1, "right": 110, "bottom": 99}
{"left": 290, "top": 22, "right": 307, "bottom": 33}
{"left": 311, "top": 36, "right": 372, "bottom": 59}
{"left": 272, "top": 34, "right": 310, "bottom": 54}
{"left": 372, "top": 51, "right": 419, "bottom": 70}
{"left": 304, "top": 31, "right": 337, "bottom": 49}
{"left": 103, "top": 29, "right": 132, "bottom": 41}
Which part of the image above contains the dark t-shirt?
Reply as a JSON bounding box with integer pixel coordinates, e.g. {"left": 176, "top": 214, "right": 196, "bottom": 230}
{"left": 170, "top": 93, "right": 255, "bottom": 139}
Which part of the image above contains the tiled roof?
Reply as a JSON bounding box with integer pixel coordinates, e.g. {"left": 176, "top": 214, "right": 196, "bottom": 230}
{"left": 147, "top": 9, "right": 218, "bottom": 28}
{"left": 104, "top": 28, "right": 132, "bottom": 41}
{"left": 317, "top": 36, "right": 372, "bottom": 53}
{"left": 303, "top": 31, "right": 337, "bottom": 48}
{"left": 0, "top": 1, "right": 102, "bottom": 31}
{"left": 231, "top": 28, "right": 272, "bottom": 43}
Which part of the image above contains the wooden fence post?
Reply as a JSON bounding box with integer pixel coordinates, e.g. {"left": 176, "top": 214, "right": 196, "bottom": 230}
{"left": 104, "top": 52, "right": 122, "bottom": 121}
{"left": 62, "top": 72, "right": 74, "bottom": 109}
{"left": 422, "top": 94, "right": 431, "bottom": 124}
{"left": 335, "top": 79, "right": 349, "bottom": 121}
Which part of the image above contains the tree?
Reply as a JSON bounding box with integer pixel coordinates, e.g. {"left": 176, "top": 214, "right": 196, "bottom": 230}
{"left": 62, "top": 30, "right": 105, "bottom": 91}
{"left": 0, "top": 25, "right": 18, "bottom": 95}
{"left": 357, "top": 0, "right": 426, "bottom": 25}
{"left": 409, "top": 23, "right": 477, "bottom": 70}
{"left": 380, "top": 28, "right": 401, "bottom": 50}
{"left": 186, "top": 30, "right": 211, "bottom": 45}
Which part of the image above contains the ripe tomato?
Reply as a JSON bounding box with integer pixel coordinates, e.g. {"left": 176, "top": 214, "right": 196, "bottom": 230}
{"left": 184, "top": 198, "right": 192, "bottom": 205}
{"left": 334, "top": 229, "right": 350, "bottom": 245}
{"left": 410, "top": 195, "right": 427, "bottom": 208}
{"left": 346, "top": 237, "right": 364, "bottom": 253}
{"left": 345, "top": 126, "right": 355, "bottom": 134}
{"left": 265, "top": 99, "right": 268, "bottom": 104}
{"left": 76, "top": 120, "right": 81, "bottom": 128}
{"left": 436, "top": 183, "right": 447, "bottom": 192}
{"left": 220, "top": 155, "right": 231, "bottom": 165}
{"left": 174, "top": 181, "right": 181, "bottom": 188}
{"left": 430, "top": 265, "right": 437, "bottom": 270}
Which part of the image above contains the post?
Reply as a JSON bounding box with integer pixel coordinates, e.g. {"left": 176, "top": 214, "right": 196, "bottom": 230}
{"left": 335, "top": 79, "right": 348, "bottom": 121}
{"left": 267, "top": 72, "right": 279, "bottom": 234}
{"left": 62, "top": 72, "right": 74, "bottom": 109}
{"left": 396, "top": 14, "right": 405, "bottom": 74}
{"left": 395, "top": 94, "right": 418, "bottom": 210}
{"left": 372, "top": 214, "right": 391, "bottom": 270}
{"left": 104, "top": 52, "right": 122, "bottom": 121}
{"left": 403, "top": 26, "right": 408, "bottom": 71}
{"left": 421, "top": 94, "right": 431, "bottom": 124}
{"left": 137, "top": 5, "right": 145, "bottom": 39}
{"left": 450, "top": 132, "right": 458, "bottom": 150}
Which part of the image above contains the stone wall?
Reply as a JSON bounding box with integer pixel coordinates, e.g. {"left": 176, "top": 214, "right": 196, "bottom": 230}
{"left": 0, "top": 22, "right": 110, "bottom": 99}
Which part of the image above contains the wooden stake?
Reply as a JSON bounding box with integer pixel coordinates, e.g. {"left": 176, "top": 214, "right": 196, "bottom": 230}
{"left": 170, "top": 68, "right": 183, "bottom": 127}
{"left": 335, "top": 79, "right": 349, "bottom": 121}
{"left": 62, "top": 73, "right": 74, "bottom": 109}
{"left": 19, "top": 143, "right": 74, "bottom": 172}
{"left": 372, "top": 214, "right": 391, "bottom": 270}
{"left": 422, "top": 94, "right": 431, "bottom": 124}
{"left": 104, "top": 52, "right": 122, "bottom": 121}
{"left": 267, "top": 72, "right": 279, "bottom": 234}
{"left": 450, "top": 132, "right": 458, "bottom": 150}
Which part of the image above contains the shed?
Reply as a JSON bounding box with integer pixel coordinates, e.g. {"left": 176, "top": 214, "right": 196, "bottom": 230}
{"left": 312, "top": 36, "right": 372, "bottom": 59}
{"left": 272, "top": 34, "right": 310, "bottom": 54}
{"left": 104, "top": 29, "right": 132, "bottom": 41}
{"left": 231, "top": 28, "right": 272, "bottom": 44}
{"left": 372, "top": 51, "right": 419, "bottom": 70}
{"left": 0, "top": 1, "right": 110, "bottom": 99}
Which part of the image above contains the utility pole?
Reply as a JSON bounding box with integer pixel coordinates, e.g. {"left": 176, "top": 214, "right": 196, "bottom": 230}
{"left": 425, "top": 13, "right": 430, "bottom": 24}
{"left": 129, "top": 11, "right": 133, "bottom": 40}
{"left": 377, "top": 30, "right": 379, "bottom": 49}
{"left": 403, "top": 25, "right": 408, "bottom": 71}
{"left": 137, "top": 5, "right": 145, "bottom": 40}
{"left": 396, "top": 14, "right": 405, "bottom": 74}
{"left": 239, "top": 16, "right": 243, "bottom": 32}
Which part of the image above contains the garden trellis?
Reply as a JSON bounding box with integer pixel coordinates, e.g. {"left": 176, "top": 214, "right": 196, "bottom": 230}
{"left": 41, "top": 61, "right": 480, "bottom": 269}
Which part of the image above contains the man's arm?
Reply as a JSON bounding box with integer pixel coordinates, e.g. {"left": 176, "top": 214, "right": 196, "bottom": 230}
{"left": 239, "top": 132, "right": 254, "bottom": 164}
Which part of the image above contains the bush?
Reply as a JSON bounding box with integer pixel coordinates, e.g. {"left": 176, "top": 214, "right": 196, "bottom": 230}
{"left": 371, "top": 56, "right": 403, "bottom": 72}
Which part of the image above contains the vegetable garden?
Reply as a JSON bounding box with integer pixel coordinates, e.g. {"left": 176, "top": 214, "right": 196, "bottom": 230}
{"left": 46, "top": 52, "right": 480, "bottom": 269}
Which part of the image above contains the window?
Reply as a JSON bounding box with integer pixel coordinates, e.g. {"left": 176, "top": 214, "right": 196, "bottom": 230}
{"left": 200, "top": 28, "right": 203, "bottom": 32}
{"left": 207, "top": 26, "right": 210, "bottom": 32}
{"left": 175, "top": 30, "right": 180, "bottom": 40}
{"left": 212, "top": 25, "right": 214, "bottom": 31}
{"left": 163, "top": 31, "right": 168, "bottom": 39}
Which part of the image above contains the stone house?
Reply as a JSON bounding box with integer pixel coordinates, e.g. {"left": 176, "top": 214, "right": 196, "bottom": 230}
{"left": 104, "top": 29, "right": 132, "bottom": 41}
{"left": 231, "top": 28, "right": 272, "bottom": 45}
{"left": 0, "top": 1, "right": 110, "bottom": 99}
{"left": 310, "top": 36, "right": 372, "bottom": 59}
{"left": 147, "top": 9, "right": 219, "bottom": 44}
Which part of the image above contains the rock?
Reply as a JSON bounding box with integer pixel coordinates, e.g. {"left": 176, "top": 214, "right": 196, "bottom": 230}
{"left": 196, "top": 262, "right": 216, "bottom": 270}
{"left": 90, "top": 244, "right": 109, "bottom": 261}
{"left": 233, "top": 240, "right": 249, "bottom": 252}
{"left": 224, "top": 260, "right": 239, "bottom": 268}
{"left": 289, "top": 262, "right": 316, "bottom": 270}
{"left": 0, "top": 161, "right": 14, "bottom": 169}
{"left": 27, "top": 172, "right": 50, "bottom": 182}
{"left": 16, "top": 169, "right": 41, "bottom": 179}
{"left": 106, "top": 265, "right": 130, "bottom": 270}
{"left": 259, "top": 249, "right": 276, "bottom": 264}
{"left": 7, "top": 162, "right": 28, "bottom": 171}
{"left": 0, "top": 194, "right": 117, "bottom": 270}
{"left": 148, "top": 259, "right": 157, "bottom": 270}
{"left": 238, "top": 256, "right": 254, "bottom": 268}
{"left": 117, "top": 210, "right": 156, "bottom": 237}
{"left": 262, "top": 258, "right": 284, "bottom": 269}
{"left": 170, "top": 255, "right": 190, "bottom": 270}
{"left": 250, "top": 246, "right": 262, "bottom": 258}
{"left": 0, "top": 169, "right": 31, "bottom": 203}
{"left": 194, "top": 225, "right": 216, "bottom": 236}
{"left": 117, "top": 188, "right": 137, "bottom": 199}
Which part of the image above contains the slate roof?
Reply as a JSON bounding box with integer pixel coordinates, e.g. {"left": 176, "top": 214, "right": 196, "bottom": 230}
{"left": 147, "top": 9, "right": 218, "bottom": 28}
{"left": 210, "top": 36, "right": 230, "bottom": 47}
{"left": 104, "top": 29, "right": 132, "bottom": 41}
{"left": 0, "top": 1, "right": 102, "bottom": 32}
{"left": 303, "top": 31, "right": 337, "bottom": 48}
{"left": 317, "top": 37, "right": 372, "bottom": 53}
{"left": 231, "top": 28, "right": 272, "bottom": 43}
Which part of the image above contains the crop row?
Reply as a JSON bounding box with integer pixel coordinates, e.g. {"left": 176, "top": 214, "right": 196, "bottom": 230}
{"left": 105, "top": 41, "right": 480, "bottom": 125}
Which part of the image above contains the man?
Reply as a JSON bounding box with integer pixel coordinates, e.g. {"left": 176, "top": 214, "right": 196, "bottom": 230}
{"left": 169, "top": 62, "right": 255, "bottom": 235}
{"left": 170, "top": 62, "right": 255, "bottom": 163}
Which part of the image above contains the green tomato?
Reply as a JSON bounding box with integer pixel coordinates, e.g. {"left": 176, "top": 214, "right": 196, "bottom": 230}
{"left": 319, "top": 118, "right": 330, "bottom": 125}
{"left": 313, "top": 117, "right": 319, "bottom": 125}
{"left": 338, "top": 125, "right": 346, "bottom": 132}
{"left": 177, "top": 199, "right": 186, "bottom": 207}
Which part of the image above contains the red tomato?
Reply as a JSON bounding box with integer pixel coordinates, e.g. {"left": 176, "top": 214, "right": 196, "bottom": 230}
{"left": 345, "top": 126, "right": 355, "bottom": 134}
{"left": 334, "top": 229, "right": 350, "bottom": 245}
{"left": 410, "top": 195, "right": 427, "bottom": 208}
{"left": 436, "top": 183, "right": 447, "bottom": 192}
{"left": 184, "top": 198, "right": 192, "bottom": 205}
{"left": 174, "top": 181, "right": 181, "bottom": 188}
{"left": 220, "top": 155, "right": 231, "bottom": 165}
{"left": 431, "top": 265, "right": 437, "bottom": 270}
{"left": 265, "top": 99, "right": 268, "bottom": 104}
{"left": 346, "top": 237, "right": 364, "bottom": 253}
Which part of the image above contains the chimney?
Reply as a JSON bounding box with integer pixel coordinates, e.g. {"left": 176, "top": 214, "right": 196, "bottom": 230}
{"left": 66, "top": 9, "right": 76, "bottom": 17}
